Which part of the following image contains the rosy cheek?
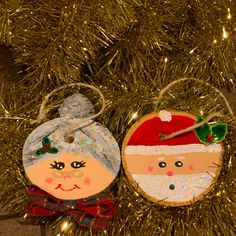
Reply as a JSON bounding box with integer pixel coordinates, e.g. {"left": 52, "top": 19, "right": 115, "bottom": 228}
{"left": 45, "top": 177, "right": 54, "bottom": 184}
{"left": 147, "top": 165, "right": 154, "bottom": 173}
{"left": 188, "top": 165, "right": 194, "bottom": 171}
{"left": 84, "top": 177, "right": 91, "bottom": 185}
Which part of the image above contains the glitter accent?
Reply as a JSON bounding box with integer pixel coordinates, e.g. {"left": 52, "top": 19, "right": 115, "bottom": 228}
{"left": 159, "top": 110, "right": 172, "bottom": 122}
{"left": 132, "top": 172, "right": 215, "bottom": 203}
{"left": 82, "top": 140, "right": 90, "bottom": 145}
{"left": 23, "top": 118, "right": 120, "bottom": 175}
{"left": 125, "top": 144, "right": 222, "bottom": 155}
{"left": 59, "top": 94, "right": 95, "bottom": 119}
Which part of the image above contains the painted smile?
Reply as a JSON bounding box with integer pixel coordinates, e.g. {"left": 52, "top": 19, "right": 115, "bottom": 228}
{"left": 55, "top": 184, "right": 81, "bottom": 191}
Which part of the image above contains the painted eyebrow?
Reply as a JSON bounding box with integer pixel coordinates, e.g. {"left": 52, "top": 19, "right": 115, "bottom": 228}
{"left": 177, "top": 156, "right": 186, "bottom": 160}
{"left": 158, "top": 157, "right": 165, "bottom": 161}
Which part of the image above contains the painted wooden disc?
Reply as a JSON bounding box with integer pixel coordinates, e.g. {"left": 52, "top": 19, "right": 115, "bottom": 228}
{"left": 23, "top": 118, "right": 121, "bottom": 200}
{"left": 122, "top": 110, "right": 224, "bottom": 206}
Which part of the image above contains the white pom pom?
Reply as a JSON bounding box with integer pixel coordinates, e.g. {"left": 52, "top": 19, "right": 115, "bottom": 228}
{"left": 159, "top": 110, "right": 172, "bottom": 122}
{"left": 59, "top": 94, "right": 95, "bottom": 119}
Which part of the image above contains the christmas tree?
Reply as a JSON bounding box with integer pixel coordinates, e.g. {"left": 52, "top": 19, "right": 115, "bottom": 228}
{"left": 0, "top": 1, "right": 235, "bottom": 235}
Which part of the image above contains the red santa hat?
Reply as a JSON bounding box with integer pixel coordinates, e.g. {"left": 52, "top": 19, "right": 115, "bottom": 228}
{"left": 125, "top": 110, "right": 222, "bottom": 155}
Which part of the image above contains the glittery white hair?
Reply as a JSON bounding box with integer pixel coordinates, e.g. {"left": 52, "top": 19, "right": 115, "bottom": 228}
{"left": 23, "top": 94, "right": 120, "bottom": 175}
{"left": 58, "top": 93, "right": 95, "bottom": 119}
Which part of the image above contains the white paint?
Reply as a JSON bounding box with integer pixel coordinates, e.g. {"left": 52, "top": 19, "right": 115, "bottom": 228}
{"left": 159, "top": 110, "right": 172, "bottom": 122}
{"left": 132, "top": 172, "right": 215, "bottom": 203}
{"left": 125, "top": 144, "right": 222, "bottom": 155}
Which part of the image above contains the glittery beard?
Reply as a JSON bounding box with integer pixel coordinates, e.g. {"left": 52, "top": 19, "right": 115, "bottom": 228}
{"left": 132, "top": 172, "right": 215, "bottom": 203}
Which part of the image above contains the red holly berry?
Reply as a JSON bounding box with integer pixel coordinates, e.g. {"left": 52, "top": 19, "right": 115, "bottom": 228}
{"left": 207, "top": 134, "right": 212, "bottom": 143}
{"left": 42, "top": 144, "right": 52, "bottom": 151}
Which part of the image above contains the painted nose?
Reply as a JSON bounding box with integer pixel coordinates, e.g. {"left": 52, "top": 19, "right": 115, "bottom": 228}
{"left": 64, "top": 174, "right": 72, "bottom": 179}
{"left": 167, "top": 171, "right": 173, "bottom": 176}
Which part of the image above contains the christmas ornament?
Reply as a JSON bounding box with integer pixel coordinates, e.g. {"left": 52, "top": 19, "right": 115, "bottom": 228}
{"left": 23, "top": 93, "right": 121, "bottom": 201}
{"left": 97, "top": 78, "right": 234, "bottom": 235}
{"left": 0, "top": 83, "right": 119, "bottom": 232}
{"left": 122, "top": 110, "right": 227, "bottom": 206}
{"left": 1, "top": 73, "right": 236, "bottom": 235}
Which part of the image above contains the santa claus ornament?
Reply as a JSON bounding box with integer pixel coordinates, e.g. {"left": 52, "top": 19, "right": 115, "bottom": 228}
{"left": 122, "top": 110, "right": 227, "bottom": 206}
{"left": 22, "top": 85, "right": 121, "bottom": 230}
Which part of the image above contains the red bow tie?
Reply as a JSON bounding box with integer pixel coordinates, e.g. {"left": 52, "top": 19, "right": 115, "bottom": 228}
{"left": 27, "top": 185, "right": 117, "bottom": 231}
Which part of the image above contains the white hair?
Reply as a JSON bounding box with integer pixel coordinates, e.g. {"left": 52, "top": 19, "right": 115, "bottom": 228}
{"left": 23, "top": 94, "right": 121, "bottom": 175}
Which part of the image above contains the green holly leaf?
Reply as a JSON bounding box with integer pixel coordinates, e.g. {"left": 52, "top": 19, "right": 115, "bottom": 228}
{"left": 42, "top": 136, "right": 51, "bottom": 146}
{"left": 194, "top": 116, "right": 211, "bottom": 144}
{"left": 35, "top": 148, "right": 47, "bottom": 155}
{"left": 48, "top": 147, "right": 58, "bottom": 154}
{"left": 211, "top": 123, "right": 228, "bottom": 143}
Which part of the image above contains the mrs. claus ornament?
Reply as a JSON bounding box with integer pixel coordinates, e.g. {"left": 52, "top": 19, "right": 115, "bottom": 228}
{"left": 22, "top": 93, "right": 120, "bottom": 230}
{"left": 122, "top": 110, "right": 227, "bottom": 206}
{"left": 23, "top": 94, "right": 121, "bottom": 200}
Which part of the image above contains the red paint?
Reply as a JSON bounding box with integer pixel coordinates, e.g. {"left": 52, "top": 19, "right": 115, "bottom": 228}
{"left": 42, "top": 144, "right": 51, "bottom": 151}
{"left": 207, "top": 134, "right": 212, "bottom": 143}
{"left": 45, "top": 177, "right": 53, "bottom": 184}
{"left": 188, "top": 165, "right": 194, "bottom": 171}
{"left": 64, "top": 174, "right": 72, "bottom": 179}
{"left": 167, "top": 171, "right": 173, "bottom": 176}
{"left": 127, "top": 115, "right": 200, "bottom": 146}
{"left": 55, "top": 184, "right": 80, "bottom": 191}
{"left": 147, "top": 165, "right": 154, "bottom": 172}
{"left": 84, "top": 177, "right": 91, "bottom": 185}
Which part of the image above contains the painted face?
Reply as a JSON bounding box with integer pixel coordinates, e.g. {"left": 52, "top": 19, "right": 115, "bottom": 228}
{"left": 124, "top": 152, "right": 222, "bottom": 206}
{"left": 23, "top": 117, "right": 121, "bottom": 200}
{"left": 25, "top": 151, "right": 115, "bottom": 200}
{"left": 122, "top": 111, "right": 224, "bottom": 206}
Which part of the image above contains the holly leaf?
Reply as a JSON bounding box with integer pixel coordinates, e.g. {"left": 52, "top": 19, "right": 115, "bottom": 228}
{"left": 42, "top": 136, "right": 51, "bottom": 146}
{"left": 211, "top": 123, "right": 228, "bottom": 143}
{"left": 48, "top": 147, "right": 58, "bottom": 154}
{"left": 194, "top": 116, "right": 211, "bottom": 144}
{"left": 35, "top": 148, "right": 47, "bottom": 155}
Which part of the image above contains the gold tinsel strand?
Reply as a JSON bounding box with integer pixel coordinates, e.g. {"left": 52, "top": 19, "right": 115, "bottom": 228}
{"left": 4, "top": 0, "right": 133, "bottom": 86}
{"left": 0, "top": 73, "right": 235, "bottom": 235}
{"left": 0, "top": 45, "right": 24, "bottom": 112}
{"left": 0, "top": 0, "right": 236, "bottom": 235}
{"left": 0, "top": 0, "right": 236, "bottom": 87}
{"left": 0, "top": 0, "right": 16, "bottom": 45}
{"left": 89, "top": 0, "right": 236, "bottom": 88}
{"left": 89, "top": 0, "right": 184, "bottom": 78}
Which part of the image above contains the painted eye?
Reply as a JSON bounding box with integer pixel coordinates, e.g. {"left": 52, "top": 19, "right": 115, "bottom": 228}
{"left": 175, "top": 161, "right": 183, "bottom": 167}
{"left": 159, "top": 162, "right": 166, "bottom": 168}
{"left": 71, "top": 161, "right": 86, "bottom": 169}
{"left": 50, "top": 161, "right": 65, "bottom": 170}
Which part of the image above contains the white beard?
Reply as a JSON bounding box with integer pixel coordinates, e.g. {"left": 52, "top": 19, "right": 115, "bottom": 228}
{"left": 132, "top": 172, "right": 215, "bottom": 203}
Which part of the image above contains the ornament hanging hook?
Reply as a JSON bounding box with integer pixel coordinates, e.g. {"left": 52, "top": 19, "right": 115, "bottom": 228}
{"left": 31, "top": 83, "right": 106, "bottom": 124}
{"left": 154, "top": 77, "right": 234, "bottom": 117}
{"left": 155, "top": 78, "right": 235, "bottom": 140}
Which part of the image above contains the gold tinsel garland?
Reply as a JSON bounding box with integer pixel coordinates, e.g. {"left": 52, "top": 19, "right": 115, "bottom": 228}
{"left": 1, "top": 0, "right": 134, "bottom": 86}
{"left": 1, "top": 0, "right": 236, "bottom": 87}
{"left": 0, "top": 0, "right": 236, "bottom": 235}
{"left": 0, "top": 76, "right": 235, "bottom": 235}
{"left": 90, "top": 0, "right": 236, "bottom": 88}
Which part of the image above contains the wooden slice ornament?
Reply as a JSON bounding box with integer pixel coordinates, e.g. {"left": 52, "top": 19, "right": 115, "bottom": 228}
{"left": 122, "top": 110, "right": 227, "bottom": 206}
{"left": 23, "top": 93, "right": 121, "bottom": 201}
